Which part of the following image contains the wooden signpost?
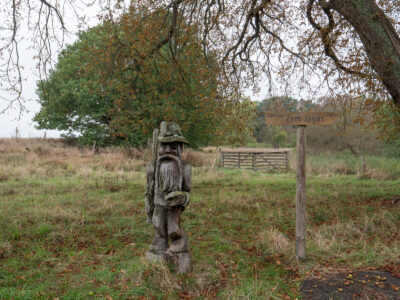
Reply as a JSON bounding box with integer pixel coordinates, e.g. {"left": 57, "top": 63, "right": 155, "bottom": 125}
{"left": 265, "top": 112, "right": 338, "bottom": 126}
{"left": 266, "top": 102, "right": 338, "bottom": 260}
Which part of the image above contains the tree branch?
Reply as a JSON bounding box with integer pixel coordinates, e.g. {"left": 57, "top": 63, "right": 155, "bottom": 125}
{"left": 39, "top": 0, "right": 65, "bottom": 29}
{"left": 307, "top": 0, "right": 367, "bottom": 77}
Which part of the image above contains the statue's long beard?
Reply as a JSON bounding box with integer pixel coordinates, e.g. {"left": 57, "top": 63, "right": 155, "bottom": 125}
{"left": 157, "top": 155, "right": 182, "bottom": 193}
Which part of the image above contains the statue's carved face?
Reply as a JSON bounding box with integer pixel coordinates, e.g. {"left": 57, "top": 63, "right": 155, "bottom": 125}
{"left": 158, "top": 142, "right": 182, "bottom": 192}
{"left": 159, "top": 142, "right": 181, "bottom": 158}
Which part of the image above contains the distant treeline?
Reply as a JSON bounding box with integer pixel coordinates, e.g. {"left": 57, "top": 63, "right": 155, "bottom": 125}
{"left": 248, "top": 96, "right": 400, "bottom": 158}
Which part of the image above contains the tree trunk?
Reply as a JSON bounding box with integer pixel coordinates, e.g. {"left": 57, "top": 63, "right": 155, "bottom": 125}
{"left": 330, "top": 0, "right": 400, "bottom": 110}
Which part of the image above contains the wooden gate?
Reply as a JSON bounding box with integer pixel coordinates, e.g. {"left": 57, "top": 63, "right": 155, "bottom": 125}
{"left": 219, "top": 148, "right": 290, "bottom": 172}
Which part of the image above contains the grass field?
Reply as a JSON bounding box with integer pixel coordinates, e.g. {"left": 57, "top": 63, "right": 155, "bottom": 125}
{"left": 0, "top": 139, "right": 399, "bottom": 299}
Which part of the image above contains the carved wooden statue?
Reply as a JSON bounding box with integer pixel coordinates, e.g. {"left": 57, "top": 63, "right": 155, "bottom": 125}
{"left": 145, "top": 122, "right": 191, "bottom": 274}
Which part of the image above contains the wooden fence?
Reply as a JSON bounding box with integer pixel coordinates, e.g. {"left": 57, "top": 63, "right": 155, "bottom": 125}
{"left": 219, "top": 149, "right": 290, "bottom": 172}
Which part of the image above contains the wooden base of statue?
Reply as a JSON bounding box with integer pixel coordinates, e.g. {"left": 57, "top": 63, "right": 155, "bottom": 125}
{"left": 146, "top": 250, "right": 191, "bottom": 274}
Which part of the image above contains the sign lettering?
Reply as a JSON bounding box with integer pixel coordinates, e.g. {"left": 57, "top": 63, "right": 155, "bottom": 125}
{"left": 266, "top": 112, "right": 338, "bottom": 126}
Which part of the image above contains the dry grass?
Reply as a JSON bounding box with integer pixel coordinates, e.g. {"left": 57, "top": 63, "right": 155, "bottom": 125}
{"left": 0, "top": 138, "right": 149, "bottom": 180}
{"left": 257, "top": 228, "right": 293, "bottom": 255}
{"left": 141, "top": 259, "right": 181, "bottom": 292}
{"left": 182, "top": 148, "right": 217, "bottom": 167}
{"left": 309, "top": 211, "right": 400, "bottom": 267}
{"left": 288, "top": 151, "right": 399, "bottom": 179}
{"left": 0, "top": 138, "right": 399, "bottom": 299}
{"left": 357, "top": 168, "right": 391, "bottom": 180}
{"left": 0, "top": 139, "right": 218, "bottom": 181}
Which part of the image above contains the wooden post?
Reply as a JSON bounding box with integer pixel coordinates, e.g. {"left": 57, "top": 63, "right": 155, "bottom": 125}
{"left": 238, "top": 152, "right": 241, "bottom": 168}
{"left": 152, "top": 128, "right": 159, "bottom": 178}
{"left": 252, "top": 153, "right": 256, "bottom": 171}
{"left": 361, "top": 155, "right": 366, "bottom": 175}
{"left": 285, "top": 151, "right": 289, "bottom": 171}
{"left": 265, "top": 105, "right": 338, "bottom": 260}
{"left": 296, "top": 101, "right": 306, "bottom": 260}
{"left": 92, "top": 141, "right": 96, "bottom": 155}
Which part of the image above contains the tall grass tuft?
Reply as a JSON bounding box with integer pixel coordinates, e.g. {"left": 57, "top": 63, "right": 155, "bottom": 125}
{"left": 257, "top": 228, "right": 293, "bottom": 255}
{"left": 182, "top": 149, "right": 217, "bottom": 167}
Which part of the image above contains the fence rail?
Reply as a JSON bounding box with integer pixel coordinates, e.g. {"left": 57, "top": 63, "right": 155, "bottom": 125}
{"left": 219, "top": 150, "right": 290, "bottom": 171}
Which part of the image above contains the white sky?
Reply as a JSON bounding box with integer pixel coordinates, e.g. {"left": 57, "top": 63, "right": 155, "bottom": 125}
{"left": 0, "top": 42, "right": 53, "bottom": 137}
{"left": 0, "top": 2, "right": 101, "bottom": 138}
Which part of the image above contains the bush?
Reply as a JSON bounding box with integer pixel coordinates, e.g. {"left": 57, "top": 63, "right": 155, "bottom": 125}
{"left": 383, "top": 139, "right": 400, "bottom": 158}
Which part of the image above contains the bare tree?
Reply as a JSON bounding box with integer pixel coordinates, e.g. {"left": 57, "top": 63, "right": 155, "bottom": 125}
{"left": 128, "top": 1, "right": 400, "bottom": 115}
{"left": 0, "top": 0, "right": 101, "bottom": 113}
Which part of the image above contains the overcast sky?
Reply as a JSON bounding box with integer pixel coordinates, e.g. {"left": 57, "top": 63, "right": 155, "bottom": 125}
{"left": 0, "top": 2, "right": 101, "bottom": 138}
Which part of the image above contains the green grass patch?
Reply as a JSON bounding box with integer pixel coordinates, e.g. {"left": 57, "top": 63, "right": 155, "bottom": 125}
{"left": 0, "top": 148, "right": 399, "bottom": 299}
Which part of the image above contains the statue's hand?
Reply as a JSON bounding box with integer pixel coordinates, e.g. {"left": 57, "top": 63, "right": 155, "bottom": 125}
{"left": 165, "top": 191, "right": 187, "bottom": 207}
{"left": 183, "top": 192, "right": 190, "bottom": 207}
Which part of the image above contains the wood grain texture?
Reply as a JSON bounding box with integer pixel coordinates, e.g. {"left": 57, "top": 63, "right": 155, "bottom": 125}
{"left": 296, "top": 125, "right": 306, "bottom": 260}
{"left": 220, "top": 150, "right": 289, "bottom": 172}
{"left": 265, "top": 112, "right": 338, "bottom": 125}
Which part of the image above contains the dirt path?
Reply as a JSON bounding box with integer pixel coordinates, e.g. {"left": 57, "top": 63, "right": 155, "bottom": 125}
{"left": 300, "top": 270, "right": 400, "bottom": 299}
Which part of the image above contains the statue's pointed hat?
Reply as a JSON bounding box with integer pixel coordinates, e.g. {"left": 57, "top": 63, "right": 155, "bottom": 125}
{"left": 158, "top": 121, "right": 189, "bottom": 144}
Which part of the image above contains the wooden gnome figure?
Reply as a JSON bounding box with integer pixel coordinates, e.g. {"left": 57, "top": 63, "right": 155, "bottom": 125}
{"left": 145, "top": 121, "right": 191, "bottom": 274}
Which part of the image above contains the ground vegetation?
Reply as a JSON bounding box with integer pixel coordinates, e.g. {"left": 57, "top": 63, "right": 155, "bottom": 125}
{"left": 0, "top": 139, "right": 399, "bottom": 298}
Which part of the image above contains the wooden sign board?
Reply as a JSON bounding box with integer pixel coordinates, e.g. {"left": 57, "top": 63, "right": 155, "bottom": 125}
{"left": 266, "top": 112, "right": 338, "bottom": 126}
